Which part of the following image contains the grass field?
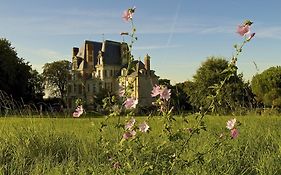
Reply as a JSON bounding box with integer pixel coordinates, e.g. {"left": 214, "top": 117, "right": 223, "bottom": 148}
{"left": 0, "top": 115, "right": 280, "bottom": 174}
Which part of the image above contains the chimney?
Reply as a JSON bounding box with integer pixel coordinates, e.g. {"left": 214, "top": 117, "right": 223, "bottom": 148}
{"left": 144, "top": 54, "right": 150, "bottom": 71}
{"left": 72, "top": 47, "right": 79, "bottom": 57}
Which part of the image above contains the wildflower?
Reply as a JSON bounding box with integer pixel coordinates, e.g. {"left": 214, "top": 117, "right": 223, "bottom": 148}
{"left": 151, "top": 84, "right": 161, "bottom": 97}
{"left": 123, "top": 130, "right": 136, "bottom": 140}
{"left": 123, "top": 98, "right": 138, "bottom": 109}
{"left": 237, "top": 24, "right": 250, "bottom": 36}
{"left": 226, "top": 118, "right": 236, "bottom": 130}
{"left": 231, "top": 128, "right": 239, "bottom": 139}
{"left": 73, "top": 105, "right": 83, "bottom": 118}
{"left": 160, "top": 87, "right": 171, "bottom": 101}
{"left": 125, "top": 118, "right": 136, "bottom": 130}
{"left": 122, "top": 7, "right": 136, "bottom": 21}
{"left": 139, "top": 122, "right": 150, "bottom": 133}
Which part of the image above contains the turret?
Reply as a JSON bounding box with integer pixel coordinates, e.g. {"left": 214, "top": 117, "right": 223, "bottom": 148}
{"left": 144, "top": 54, "right": 150, "bottom": 71}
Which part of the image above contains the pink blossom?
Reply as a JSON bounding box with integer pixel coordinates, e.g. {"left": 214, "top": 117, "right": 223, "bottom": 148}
{"left": 125, "top": 118, "right": 136, "bottom": 130}
{"left": 73, "top": 105, "right": 83, "bottom": 118}
{"left": 139, "top": 122, "right": 150, "bottom": 133}
{"left": 226, "top": 118, "right": 236, "bottom": 130}
{"left": 123, "top": 130, "right": 136, "bottom": 140}
{"left": 160, "top": 87, "right": 171, "bottom": 101}
{"left": 237, "top": 24, "right": 250, "bottom": 36}
{"left": 231, "top": 128, "right": 239, "bottom": 139}
{"left": 151, "top": 85, "right": 161, "bottom": 97}
{"left": 122, "top": 7, "right": 136, "bottom": 21}
{"left": 123, "top": 98, "right": 138, "bottom": 109}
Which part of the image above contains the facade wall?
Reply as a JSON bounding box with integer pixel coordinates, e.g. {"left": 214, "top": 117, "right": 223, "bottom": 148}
{"left": 67, "top": 40, "right": 158, "bottom": 110}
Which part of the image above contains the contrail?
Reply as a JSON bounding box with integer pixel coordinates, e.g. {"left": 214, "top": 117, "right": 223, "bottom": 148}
{"left": 166, "top": 0, "right": 182, "bottom": 47}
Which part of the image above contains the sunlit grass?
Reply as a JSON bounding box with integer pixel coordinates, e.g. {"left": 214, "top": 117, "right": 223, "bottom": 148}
{"left": 0, "top": 115, "right": 280, "bottom": 174}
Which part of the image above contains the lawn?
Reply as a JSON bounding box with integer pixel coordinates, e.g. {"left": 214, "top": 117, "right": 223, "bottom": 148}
{"left": 0, "top": 115, "right": 280, "bottom": 174}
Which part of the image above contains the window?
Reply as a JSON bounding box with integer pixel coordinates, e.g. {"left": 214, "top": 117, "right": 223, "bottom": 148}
{"left": 87, "top": 84, "right": 90, "bottom": 92}
{"left": 78, "top": 84, "right": 82, "bottom": 94}
{"left": 93, "top": 84, "right": 96, "bottom": 93}
{"left": 68, "top": 85, "right": 72, "bottom": 93}
{"left": 74, "top": 84, "right": 77, "bottom": 93}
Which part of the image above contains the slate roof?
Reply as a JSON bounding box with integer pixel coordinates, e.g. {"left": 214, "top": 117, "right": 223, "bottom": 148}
{"left": 102, "top": 40, "right": 122, "bottom": 65}
{"left": 75, "top": 40, "right": 123, "bottom": 68}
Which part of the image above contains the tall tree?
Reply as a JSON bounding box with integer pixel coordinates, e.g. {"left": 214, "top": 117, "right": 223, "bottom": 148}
{"left": 185, "top": 56, "right": 254, "bottom": 114}
{"left": 0, "top": 38, "right": 42, "bottom": 102}
{"left": 27, "top": 69, "right": 45, "bottom": 102}
{"left": 42, "top": 60, "right": 71, "bottom": 100}
{"left": 251, "top": 66, "right": 281, "bottom": 108}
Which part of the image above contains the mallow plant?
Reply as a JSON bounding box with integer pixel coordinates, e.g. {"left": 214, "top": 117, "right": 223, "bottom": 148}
{"left": 74, "top": 6, "right": 255, "bottom": 174}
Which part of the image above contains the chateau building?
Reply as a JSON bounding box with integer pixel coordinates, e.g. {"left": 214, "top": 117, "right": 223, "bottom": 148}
{"left": 67, "top": 40, "right": 158, "bottom": 109}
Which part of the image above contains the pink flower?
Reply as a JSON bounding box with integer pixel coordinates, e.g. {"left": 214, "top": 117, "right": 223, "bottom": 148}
{"left": 125, "top": 118, "right": 136, "bottom": 130}
{"left": 122, "top": 7, "right": 136, "bottom": 21}
{"left": 73, "top": 105, "right": 83, "bottom": 118}
{"left": 139, "top": 122, "right": 150, "bottom": 133}
{"left": 123, "top": 98, "right": 138, "bottom": 109}
{"left": 237, "top": 24, "right": 250, "bottom": 36}
{"left": 160, "top": 87, "right": 171, "bottom": 101}
{"left": 226, "top": 118, "right": 236, "bottom": 130}
{"left": 231, "top": 128, "right": 239, "bottom": 139}
{"left": 123, "top": 130, "right": 136, "bottom": 140}
{"left": 151, "top": 85, "right": 161, "bottom": 97}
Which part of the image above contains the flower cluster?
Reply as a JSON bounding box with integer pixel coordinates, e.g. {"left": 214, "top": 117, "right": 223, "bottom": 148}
{"left": 226, "top": 118, "right": 239, "bottom": 139}
{"left": 123, "top": 97, "right": 138, "bottom": 109}
{"left": 151, "top": 84, "right": 172, "bottom": 115}
{"left": 237, "top": 20, "right": 255, "bottom": 42}
{"left": 122, "top": 117, "right": 150, "bottom": 140}
{"left": 122, "top": 6, "right": 136, "bottom": 21}
{"left": 151, "top": 84, "right": 171, "bottom": 101}
{"left": 73, "top": 105, "right": 84, "bottom": 118}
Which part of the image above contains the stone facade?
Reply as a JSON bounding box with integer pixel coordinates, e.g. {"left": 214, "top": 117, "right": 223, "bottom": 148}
{"left": 67, "top": 40, "right": 158, "bottom": 109}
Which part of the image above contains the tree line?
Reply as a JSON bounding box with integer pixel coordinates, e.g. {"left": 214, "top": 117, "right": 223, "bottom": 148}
{"left": 0, "top": 38, "right": 280, "bottom": 115}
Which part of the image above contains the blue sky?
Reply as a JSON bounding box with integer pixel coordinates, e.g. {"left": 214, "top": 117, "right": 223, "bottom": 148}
{"left": 1, "top": 0, "right": 281, "bottom": 83}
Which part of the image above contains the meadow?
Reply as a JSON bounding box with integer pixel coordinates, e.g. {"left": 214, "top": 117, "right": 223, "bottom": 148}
{"left": 0, "top": 115, "right": 280, "bottom": 175}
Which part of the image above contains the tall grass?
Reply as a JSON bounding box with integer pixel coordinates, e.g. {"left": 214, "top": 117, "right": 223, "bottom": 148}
{"left": 0, "top": 115, "right": 280, "bottom": 174}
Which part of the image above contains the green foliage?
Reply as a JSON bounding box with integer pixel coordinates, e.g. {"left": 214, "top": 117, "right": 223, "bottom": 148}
{"left": 171, "top": 83, "right": 192, "bottom": 112}
{"left": 42, "top": 60, "right": 71, "bottom": 99}
{"left": 0, "top": 38, "right": 44, "bottom": 102}
{"left": 251, "top": 66, "right": 281, "bottom": 108}
{"left": 0, "top": 116, "right": 280, "bottom": 174}
{"left": 185, "top": 56, "right": 254, "bottom": 115}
